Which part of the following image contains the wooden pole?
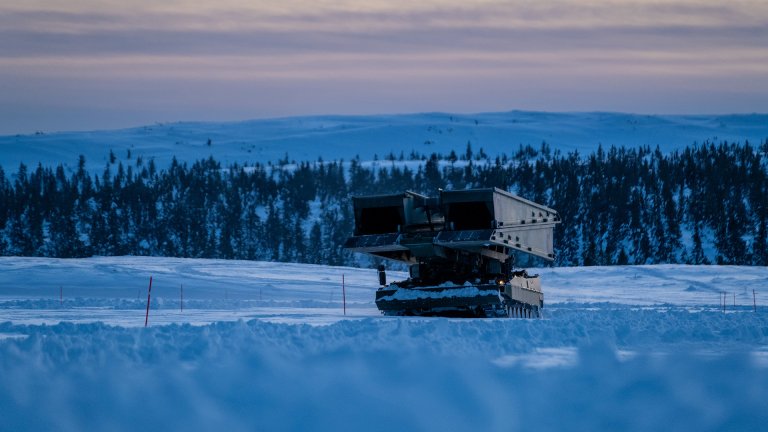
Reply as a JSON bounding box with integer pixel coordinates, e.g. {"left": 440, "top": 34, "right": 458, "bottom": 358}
{"left": 144, "top": 276, "right": 153, "bottom": 327}
{"left": 342, "top": 274, "right": 346, "bottom": 316}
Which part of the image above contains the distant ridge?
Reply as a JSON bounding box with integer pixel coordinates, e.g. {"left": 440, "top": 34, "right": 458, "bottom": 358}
{"left": 1, "top": 111, "right": 767, "bottom": 172}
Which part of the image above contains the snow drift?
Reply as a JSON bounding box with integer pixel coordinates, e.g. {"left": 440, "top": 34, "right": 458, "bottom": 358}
{"left": 1, "top": 257, "right": 767, "bottom": 431}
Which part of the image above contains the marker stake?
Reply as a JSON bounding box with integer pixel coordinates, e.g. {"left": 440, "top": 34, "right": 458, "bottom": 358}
{"left": 144, "top": 276, "right": 153, "bottom": 327}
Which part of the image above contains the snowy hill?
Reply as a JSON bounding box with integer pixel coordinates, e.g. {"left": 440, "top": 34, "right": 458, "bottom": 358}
{"left": 1, "top": 257, "right": 767, "bottom": 431}
{"left": 2, "top": 111, "right": 767, "bottom": 172}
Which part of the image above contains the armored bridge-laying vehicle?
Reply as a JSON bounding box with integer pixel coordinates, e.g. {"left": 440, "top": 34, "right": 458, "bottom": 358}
{"left": 344, "top": 188, "right": 560, "bottom": 318}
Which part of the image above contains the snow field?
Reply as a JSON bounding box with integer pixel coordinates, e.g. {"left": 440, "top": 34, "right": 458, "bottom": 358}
{"left": 1, "top": 311, "right": 767, "bottom": 431}
{"left": 1, "top": 257, "right": 768, "bottom": 431}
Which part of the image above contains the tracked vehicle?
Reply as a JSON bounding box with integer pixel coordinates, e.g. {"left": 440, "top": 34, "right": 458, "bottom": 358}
{"left": 344, "top": 188, "right": 559, "bottom": 318}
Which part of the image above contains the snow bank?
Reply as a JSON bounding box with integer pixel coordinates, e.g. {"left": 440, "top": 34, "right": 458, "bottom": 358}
{"left": 1, "top": 307, "right": 768, "bottom": 431}
{"left": 2, "top": 257, "right": 768, "bottom": 431}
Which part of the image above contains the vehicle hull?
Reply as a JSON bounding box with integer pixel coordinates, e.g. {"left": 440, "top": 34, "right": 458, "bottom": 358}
{"left": 375, "top": 273, "right": 543, "bottom": 318}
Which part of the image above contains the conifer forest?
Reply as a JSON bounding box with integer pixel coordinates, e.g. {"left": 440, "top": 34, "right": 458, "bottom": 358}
{"left": 1, "top": 141, "right": 766, "bottom": 267}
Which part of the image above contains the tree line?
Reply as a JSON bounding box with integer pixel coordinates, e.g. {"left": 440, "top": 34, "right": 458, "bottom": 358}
{"left": 0, "top": 140, "right": 766, "bottom": 267}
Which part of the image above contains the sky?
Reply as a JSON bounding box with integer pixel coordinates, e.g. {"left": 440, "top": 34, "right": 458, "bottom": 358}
{"left": 1, "top": 0, "right": 767, "bottom": 134}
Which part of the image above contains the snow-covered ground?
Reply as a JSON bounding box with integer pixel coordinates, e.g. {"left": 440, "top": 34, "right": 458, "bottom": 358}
{"left": 3, "top": 111, "right": 767, "bottom": 173}
{"left": 1, "top": 256, "right": 767, "bottom": 431}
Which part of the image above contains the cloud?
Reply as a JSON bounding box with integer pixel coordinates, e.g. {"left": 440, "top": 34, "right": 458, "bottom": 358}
{"left": 2, "top": 1, "right": 767, "bottom": 57}
{"left": 1, "top": 0, "right": 766, "bottom": 133}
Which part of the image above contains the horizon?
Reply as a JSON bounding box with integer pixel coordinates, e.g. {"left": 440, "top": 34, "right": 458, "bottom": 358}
{"left": 4, "top": 109, "right": 768, "bottom": 137}
{"left": 2, "top": 0, "right": 767, "bottom": 135}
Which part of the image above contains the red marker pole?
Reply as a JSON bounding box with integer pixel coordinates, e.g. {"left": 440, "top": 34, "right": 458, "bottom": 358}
{"left": 342, "top": 274, "right": 346, "bottom": 316}
{"left": 144, "top": 276, "right": 153, "bottom": 327}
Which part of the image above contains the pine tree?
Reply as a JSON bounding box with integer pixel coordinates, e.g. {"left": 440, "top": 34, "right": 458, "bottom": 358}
{"left": 753, "top": 219, "right": 767, "bottom": 265}
{"left": 308, "top": 222, "right": 323, "bottom": 264}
